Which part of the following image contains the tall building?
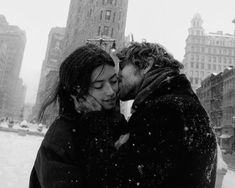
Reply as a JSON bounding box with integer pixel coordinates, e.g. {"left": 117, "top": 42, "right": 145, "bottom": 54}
{"left": 0, "top": 15, "right": 26, "bottom": 119}
{"left": 183, "top": 13, "right": 235, "bottom": 91}
{"left": 0, "top": 42, "right": 7, "bottom": 115}
{"left": 62, "top": 0, "right": 129, "bottom": 59}
{"left": 33, "top": 27, "right": 65, "bottom": 124}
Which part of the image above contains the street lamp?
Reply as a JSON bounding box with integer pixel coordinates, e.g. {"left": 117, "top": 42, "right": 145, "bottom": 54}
{"left": 86, "top": 37, "right": 116, "bottom": 54}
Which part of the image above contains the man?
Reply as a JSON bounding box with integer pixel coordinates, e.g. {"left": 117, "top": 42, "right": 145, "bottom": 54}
{"left": 115, "top": 42, "right": 217, "bottom": 187}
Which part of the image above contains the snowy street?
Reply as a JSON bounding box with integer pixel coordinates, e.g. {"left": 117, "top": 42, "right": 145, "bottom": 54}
{"left": 0, "top": 130, "right": 235, "bottom": 188}
{"left": 0, "top": 131, "right": 43, "bottom": 188}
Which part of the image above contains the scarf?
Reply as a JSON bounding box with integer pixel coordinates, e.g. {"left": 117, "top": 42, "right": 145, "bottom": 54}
{"left": 132, "top": 67, "right": 179, "bottom": 112}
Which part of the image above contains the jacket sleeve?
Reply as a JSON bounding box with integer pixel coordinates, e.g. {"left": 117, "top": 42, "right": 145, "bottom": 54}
{"left": 30, "top": 141, "right": 85, "bottom": 188}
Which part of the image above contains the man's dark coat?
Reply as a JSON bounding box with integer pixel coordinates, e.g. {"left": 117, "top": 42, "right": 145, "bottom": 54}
{"left": 116, "top": 74, "right": 217, "bottom": 188}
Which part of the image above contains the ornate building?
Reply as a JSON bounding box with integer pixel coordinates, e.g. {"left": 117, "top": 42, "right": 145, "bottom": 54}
{"left": 183, "top": 13, "right": 235, "bottom": 91}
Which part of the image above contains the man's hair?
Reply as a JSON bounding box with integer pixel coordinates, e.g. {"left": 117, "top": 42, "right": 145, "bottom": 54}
{"left": 116, "top": 42, "right": 183, "bottom": 70}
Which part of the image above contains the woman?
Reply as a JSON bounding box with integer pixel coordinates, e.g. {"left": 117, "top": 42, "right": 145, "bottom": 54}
{"left": 29, "top": 44, "right": 128, "bottom": 188}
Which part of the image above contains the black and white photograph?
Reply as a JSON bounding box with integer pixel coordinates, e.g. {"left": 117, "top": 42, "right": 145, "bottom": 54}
{"left": 0, "top": 0, "right": 235, "bottom": 187}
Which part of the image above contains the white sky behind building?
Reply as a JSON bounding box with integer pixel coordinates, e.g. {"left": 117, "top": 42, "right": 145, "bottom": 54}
{"left": 0, "top": 0, "right": 235, "bottom": 104}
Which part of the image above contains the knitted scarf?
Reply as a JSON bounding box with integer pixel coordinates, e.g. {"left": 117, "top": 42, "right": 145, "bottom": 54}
{"left": 132, "top": 67, "right": 179, "bottom": 111}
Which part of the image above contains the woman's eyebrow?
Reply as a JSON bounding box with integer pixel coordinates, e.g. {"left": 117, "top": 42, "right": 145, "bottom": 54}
{"left": 91, "top": 74, "right": 117, "bottom": 84}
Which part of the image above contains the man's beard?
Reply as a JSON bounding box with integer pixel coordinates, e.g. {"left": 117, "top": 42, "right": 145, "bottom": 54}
{"left": 119, "top": 82, "right": 137, "bottom": 101}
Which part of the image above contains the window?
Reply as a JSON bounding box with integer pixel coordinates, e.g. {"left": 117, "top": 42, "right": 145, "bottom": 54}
{"left": 100, "top": 11, "right": 103, "bottom": 20}
{"left": 108, "top": 0, "right": 113, "bottom": 4}
{"left": 103, "top": 26, "right": 109, "bottom": 36}
{"left": 213, "top": 48, "right": 216, "bottom": 54}
{"left": 98, "top": 26, "right": 101, "bottom": 36}
{"left": 213, "top": 64, "right": 216, "bottom": 71}
{"left": 105, "top": 10, "right": 111, "bottom": 20}
{"left": 201, "top": 63, "right": 204, "bottom": 69}
{"left": 201, "top": 56, "right": 205, "bottom": 62}
{"left": 191, "top": 54, "right": 194, "bottom": 61}
{"left": 111, "top": 28, "right": 114, "bottom": 37}
{"left": 190, "top": 77, "right": 193, "bottom": 83}
{"left": 114, "top": 0, "right": 117, "bottom": 6}
{"left": 224, "top": 57, "right": 227, "bottom": 63}
{"left": 208, "top": 56, "right": 211, "bottom": 62}
{"left": 196, "top": 63, "right": 199, "bottom": 68}
{"left": 102, "top": 0, "right": 108, "bottom": 5}
{"left": 113, "top": 12, "right": 116, "bottom": 22}
{"left": 213, "top": 56, "right": 216, "bottom": 63}
{"left": 191, "top": 62, "right": 194, "bottom": 68}
{"left": 201, "top": 71, "right": 204, "bottom": 77}
{"left": 219, "top": 49, "right": 222, "bottom": 54}
{"left": 208, "top": 48, "right": 211, "bottom": 53}
{"left": 208, "top": 64, "right": 211, "bottom": 70}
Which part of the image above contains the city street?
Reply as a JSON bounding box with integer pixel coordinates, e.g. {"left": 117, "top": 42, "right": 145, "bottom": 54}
{"left": 0, "top": 130, "right": 235, "bottom": 188}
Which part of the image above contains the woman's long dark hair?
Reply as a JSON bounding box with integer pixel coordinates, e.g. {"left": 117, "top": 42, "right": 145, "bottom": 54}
{"left": 38, "top": 43, "right": 115, "bottom": 122}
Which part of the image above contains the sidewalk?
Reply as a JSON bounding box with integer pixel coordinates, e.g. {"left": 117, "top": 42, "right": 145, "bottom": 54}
{"left": 0, "top": 126, "right": 46, "bottom": 137}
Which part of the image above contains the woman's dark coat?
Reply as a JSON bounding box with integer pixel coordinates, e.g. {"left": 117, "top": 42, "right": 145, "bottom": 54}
{"left": 115, "top": 74, "right": 217, "bottom": 187}
{"left": 29, "top": 111, "right": 128, "bottom": 188}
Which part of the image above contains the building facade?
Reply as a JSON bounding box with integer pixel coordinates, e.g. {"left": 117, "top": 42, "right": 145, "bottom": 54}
{"left": 197, "top": 67, "right": 235, "bottom": 152}
{"left": 183, "top": 13, "right": 235, "bottom": 91}
{"left": 62, "top": 0, "right": 129, "bottom": 59}
{"left": 33, "top": 27, "right": 65, "bottom": 124}
{"left": 0, "top": 15, "right": 26, "bottom": 120}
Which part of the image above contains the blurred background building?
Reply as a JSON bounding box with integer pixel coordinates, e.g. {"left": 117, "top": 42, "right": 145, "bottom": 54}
{"left": 0, "top": 15, "right": 26, "bottom": 120}
{"left": 32, "top": 27, "right": 65, "bottom": 124}
{"left": 183, "top": 13, "right": 235, "bottom": 91}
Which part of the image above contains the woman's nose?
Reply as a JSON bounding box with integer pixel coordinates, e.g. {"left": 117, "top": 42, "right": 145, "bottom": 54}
{"left": 105, "top": 83, "right": 115, "bottom": 97}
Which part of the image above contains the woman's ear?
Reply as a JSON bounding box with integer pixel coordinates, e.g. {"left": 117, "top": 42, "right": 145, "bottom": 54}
{"left": 143, "top": 57, "right": 154, "bottom": 74}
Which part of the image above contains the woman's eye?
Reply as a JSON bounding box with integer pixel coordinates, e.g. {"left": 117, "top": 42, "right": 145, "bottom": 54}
{"left": 110, "top": 79, "right": 117, "bottom": 84}
{"left": 92, "top": 83, "right": 103, "bottom": 89}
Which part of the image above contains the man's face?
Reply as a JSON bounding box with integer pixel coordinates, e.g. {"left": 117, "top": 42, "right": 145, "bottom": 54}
{"left": 118, "top": 62, "right": 144, "bottom": 101}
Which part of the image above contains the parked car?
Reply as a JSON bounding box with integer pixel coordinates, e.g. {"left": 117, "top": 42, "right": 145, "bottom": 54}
{"left": 8, "top": 120, "right": 14, "bottom": 128}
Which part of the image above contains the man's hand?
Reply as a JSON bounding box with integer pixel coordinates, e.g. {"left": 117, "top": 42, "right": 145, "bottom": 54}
{"left": 114, "top": 133, "right": 130, "bottom": 150}
{"left": 71, "top": 94, "right": 102, "bottom": 113}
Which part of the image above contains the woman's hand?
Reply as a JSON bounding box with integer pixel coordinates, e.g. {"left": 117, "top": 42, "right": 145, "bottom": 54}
{"left": 71, "top": 94, "right": 102, "bottom": 113}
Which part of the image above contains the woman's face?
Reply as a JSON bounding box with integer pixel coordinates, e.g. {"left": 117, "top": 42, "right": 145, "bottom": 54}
{"left": 88, "top": 64, "right": 118, "bottom": 110}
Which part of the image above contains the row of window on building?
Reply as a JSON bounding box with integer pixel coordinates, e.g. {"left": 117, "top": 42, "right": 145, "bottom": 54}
{"left": 190, "top": 45, "right": 235, "bottom": 55}
{"left": 189, "top": 37, "right": 235, "bottom": 47}
{"left": 190, "top": 62, "right": 231, "bottom": 72}
{"left": 189, "top": 77, "right": 203, "bottom": 85}
{"left": 190, "top": 54, "right": 235, "bottom": 64}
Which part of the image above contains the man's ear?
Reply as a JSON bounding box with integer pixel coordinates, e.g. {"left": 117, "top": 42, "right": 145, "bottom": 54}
{"left": 143, "top": 57, "right": 154, "bottom": 74}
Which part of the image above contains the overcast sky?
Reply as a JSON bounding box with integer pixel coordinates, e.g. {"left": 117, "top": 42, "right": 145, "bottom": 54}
{"left": 0, "top": 0, "right": 235, "bottom": 104}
